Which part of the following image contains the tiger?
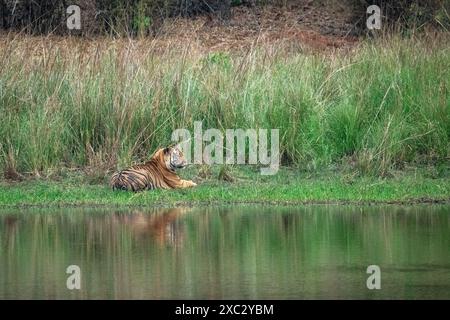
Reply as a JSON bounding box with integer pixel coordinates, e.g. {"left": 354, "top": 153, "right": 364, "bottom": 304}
{"left": 110, "top": 145, "right": 197, "bottom": 192}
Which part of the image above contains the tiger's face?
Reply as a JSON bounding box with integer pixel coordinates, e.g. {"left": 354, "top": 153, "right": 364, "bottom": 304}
{"left": 163, "top": 145, "right": 188, "bottom": 171}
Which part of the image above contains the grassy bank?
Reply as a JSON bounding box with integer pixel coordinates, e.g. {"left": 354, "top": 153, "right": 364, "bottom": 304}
{"left": 0, "top": 167, "right": 448, "bottom": 208}
{"left": 0, "top": 34, "right": 448, "bottom": 180}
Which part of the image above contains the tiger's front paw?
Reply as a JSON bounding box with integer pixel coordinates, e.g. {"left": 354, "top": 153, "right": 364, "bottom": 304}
{"left": 181, "top": 180, "right": 197, "bottom": 188}
{"left": 188, "top": 180, "right": 197, "bottom": 187}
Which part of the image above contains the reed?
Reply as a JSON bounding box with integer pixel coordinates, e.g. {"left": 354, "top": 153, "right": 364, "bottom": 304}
{"left": 0, "top": 33, "right": 448, "bottom": 178}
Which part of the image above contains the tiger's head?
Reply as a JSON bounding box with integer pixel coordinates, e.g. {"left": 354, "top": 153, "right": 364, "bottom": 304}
{"left": 162, "top": 144, "right": 188, "bottom": 171}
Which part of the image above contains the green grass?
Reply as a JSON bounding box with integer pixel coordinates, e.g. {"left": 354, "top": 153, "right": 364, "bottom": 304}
{"left": 0, "top": 33, "right": 448, "bottom": 179}
{"left": 0, "top": 167, "right": 448, "bottom": 207}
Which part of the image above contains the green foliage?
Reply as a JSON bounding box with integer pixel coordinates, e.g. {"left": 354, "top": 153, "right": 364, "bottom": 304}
{"left": 132, "top": 1, "right": 153, "bottom": 36}
{"left": 0, "top": 35, "right": 448, "bottom": 178}
{"left": 202, "top": 52, "right": 232, "bottom": 70}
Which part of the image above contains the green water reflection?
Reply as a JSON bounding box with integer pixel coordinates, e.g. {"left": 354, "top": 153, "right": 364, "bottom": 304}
{"left": 1, "top": 205, "right": 449, "bottom": 299}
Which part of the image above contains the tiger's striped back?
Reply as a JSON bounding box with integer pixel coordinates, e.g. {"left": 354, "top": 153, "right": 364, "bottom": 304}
{"left": 110, "top": 165, "right": 156, "bottom": 192}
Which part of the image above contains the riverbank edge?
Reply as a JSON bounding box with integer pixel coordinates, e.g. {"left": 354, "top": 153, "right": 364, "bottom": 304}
{"left": 0, "top": 169, "right": 448, "bottom": 209}
{"left": 0, "top": 198, "right": 449, "bottom": 210}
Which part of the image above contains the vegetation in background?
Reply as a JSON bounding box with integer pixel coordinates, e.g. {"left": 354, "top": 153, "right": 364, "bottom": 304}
{"left": 0, "top": 33, "right": 448, "bottom": 181}
{"left": 0, "top": 0, "right": 235, "bottom": 36}
{"left": 0, "top": 1, "right": 448, "bottom": 36}
{"left": 355, "top": 0, "right": 449, "bottom": 32}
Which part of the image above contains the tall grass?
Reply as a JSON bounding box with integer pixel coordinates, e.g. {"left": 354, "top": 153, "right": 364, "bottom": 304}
{"left": 0, "top": 33, "right": 448, "bottom": 178}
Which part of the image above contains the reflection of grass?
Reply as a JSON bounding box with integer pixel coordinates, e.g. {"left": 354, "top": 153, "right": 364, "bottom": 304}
{"left": 0, "top": 166, "right": 448, "bottom": 207}
{"left": 2, "top": 205, "right": 449, "bottom": 299}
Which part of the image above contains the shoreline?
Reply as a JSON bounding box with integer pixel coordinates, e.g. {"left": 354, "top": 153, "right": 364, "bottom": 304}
{"left": 0, "top": 199, "right": 449, "bottom": 210}
{"left": 1, "top": 168, "right": 448, "bottom": 209}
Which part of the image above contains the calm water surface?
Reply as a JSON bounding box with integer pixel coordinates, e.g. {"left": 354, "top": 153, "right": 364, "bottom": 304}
{"left": 0, "top": 205, "right": 449, "bottom": 299}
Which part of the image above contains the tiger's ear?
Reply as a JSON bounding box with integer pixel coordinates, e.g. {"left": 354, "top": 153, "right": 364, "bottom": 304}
{"left": 163, "top": 146, "right": 172, "bottom": 155}
{"left": 165, "top": 142, "right": 180, "bottom": 152}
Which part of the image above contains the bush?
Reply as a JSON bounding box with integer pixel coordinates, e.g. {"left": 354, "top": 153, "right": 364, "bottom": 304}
{"left": 0, "top": 0, "right": 233, "bottom": 36}
{"left": 354, "top": 0, "right": 450, "bottom": 32}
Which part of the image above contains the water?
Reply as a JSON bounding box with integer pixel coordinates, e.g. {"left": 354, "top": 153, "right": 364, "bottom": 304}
{"left": 0, "top": 205, "right": 449, "bottom": 299}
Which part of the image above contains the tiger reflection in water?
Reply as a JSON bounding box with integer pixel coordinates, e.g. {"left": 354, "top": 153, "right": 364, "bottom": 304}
{"left": 114, "top": 208, "right": 188, "bottom": 247}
